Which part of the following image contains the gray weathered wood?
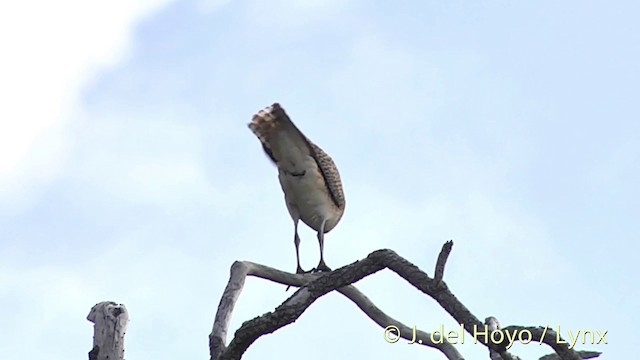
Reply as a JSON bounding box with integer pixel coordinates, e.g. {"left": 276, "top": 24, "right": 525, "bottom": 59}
{"left": 209, "top": 243, "right": 601, "bottom": 360}
{"left": 83, "top": 243, "right": 603, "bottom": 360}
{"left": 87, "top": 301, "right": 128, "bottom": 360}
{"left": 209, "top": 255, "right": 462, "bottom": 360}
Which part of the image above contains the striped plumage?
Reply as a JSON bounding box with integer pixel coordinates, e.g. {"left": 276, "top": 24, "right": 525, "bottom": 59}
{"left": 248, "top": 103, "right": 345, "bottom": 273}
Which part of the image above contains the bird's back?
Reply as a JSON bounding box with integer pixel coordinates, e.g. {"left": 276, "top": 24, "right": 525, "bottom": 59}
{"left": 248, "top": 103, "right": 345, "bottom": 232}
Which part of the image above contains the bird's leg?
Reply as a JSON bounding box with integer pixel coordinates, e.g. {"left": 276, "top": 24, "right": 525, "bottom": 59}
{"left": 314, "top": 219, "right": 332, "bottom": 272}
{"left": 293, "top": 219, "right": 309, "bottom": 274}
{"left": 286, "top": 219, "right": 311, "bottom": 292}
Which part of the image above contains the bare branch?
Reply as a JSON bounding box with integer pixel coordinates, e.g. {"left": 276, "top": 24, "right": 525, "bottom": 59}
{"left": 539, "top": 350, "right": 602, "bottom": 360}
{"left": 434, "top": 240, "right": 453, "bottom": 283}
{"left": 486, "top": 317, "right": 525, "bottom": 360}
{"left": 500, "top": 326, "right": 601, "bottom": 360}
{"left": 212, "top": 255, "right": 385, "bottom": 359}
{"left": 209, "top": 261, "right": 326, "bottom": 357}
{"left": 337, "top": 285, "right": 463, "bottom": 360}
{"left": 211, "top": 246, "right": 596, "bottom": 360}
{"left": 86, "top": 301, "right": 128, "bottom": 360}
{"left": 209, "top": 259, "right": 464, "bottom": 359}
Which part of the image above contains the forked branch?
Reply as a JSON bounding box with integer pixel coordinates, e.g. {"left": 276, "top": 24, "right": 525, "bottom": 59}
{"left": 209, "top": 241, "right": 601, "bottom": 360}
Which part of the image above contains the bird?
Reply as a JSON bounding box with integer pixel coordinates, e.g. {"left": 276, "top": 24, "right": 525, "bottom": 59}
{"left": 248, "top": 103, "right": 346, "bottom": 274}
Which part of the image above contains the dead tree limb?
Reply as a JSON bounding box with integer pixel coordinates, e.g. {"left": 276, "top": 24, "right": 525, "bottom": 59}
{"left": 87, "top": 301, "right": 128, "bottom": 360}
{"left": 539, "top": 351, "right": 602, "bottom": 360}
{"left": 336, "top": 285, "right": 461, "bottom": 358}
{"left": 209, "top": 242, "right": 601, "bottom": 360}
{"left": 208, "top": 257, "right": 462, "bottom": 359}
{"left": 434, "top": 239, "right": 453, "bottom": 283}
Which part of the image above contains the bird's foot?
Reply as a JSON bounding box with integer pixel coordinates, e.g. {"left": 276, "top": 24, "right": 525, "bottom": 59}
{"left": 296, "top": 266, "right": 313, "bottom": 274}
{"left": 312, "top": 262, "right": 332, "bottom": 273}
{"left": 286, "top": 266, "right": 314, "bottom": 291}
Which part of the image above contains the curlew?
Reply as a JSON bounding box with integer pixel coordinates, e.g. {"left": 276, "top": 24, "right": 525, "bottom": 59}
{"left": 248, "top": 103, "right": 345, "bottom": 273}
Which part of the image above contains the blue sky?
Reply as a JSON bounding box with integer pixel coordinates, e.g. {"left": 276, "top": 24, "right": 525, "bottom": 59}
{"left": 0, "top": 1, "right": 637, "bottom": 359}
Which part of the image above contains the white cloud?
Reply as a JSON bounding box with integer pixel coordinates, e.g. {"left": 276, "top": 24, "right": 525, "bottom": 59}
{"left": 196, "top": 0, "right": 231, "bottom": 13}
{"left": 0, "top": 0, "right": 174, "bottom": 214}
{"left": 246, "top": 0, "right": 350, "bottom": 28}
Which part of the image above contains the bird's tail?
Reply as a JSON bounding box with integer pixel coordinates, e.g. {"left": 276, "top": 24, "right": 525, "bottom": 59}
{"left": 248, "top": 103, "right": 303, "bottom": 163}
{"left": 248, "top": 103, "right": 289, "bottom": 144}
